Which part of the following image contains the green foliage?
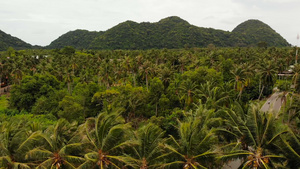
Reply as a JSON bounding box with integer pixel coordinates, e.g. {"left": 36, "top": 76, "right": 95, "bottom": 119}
{"left": 46, "top": 16, "right": 290, "bottom": 50}
{"left": 47, "top": 30, "right": 102, "bottom": 49}
{"left": 218, "top": 103, "right": 288, "bottom": 168}
{"left": 58, "top": 95, "right": 85, "bottom": 123}
{"left": 0, "top": 95, "right": 8, "bottom": 111}
{"left": 149, "top": 77, "right": 164, "bottom": 116}
{"left": 0, "top": 31, "right": 32, "bottom": 51}
{"left": 162, "top": 112, "right": 219, "bottom": 168}
{"left": 78, "top": 110, "right": 133, "bottom": 168}
{"left": 10, "top": 74, "right": 61, "bottom": 112}
{"left": 1, "top": 47, "right": 300, "bottom": 168}
{"left": 232, "top": 19, "right": 290, "bottom": 47}
{"left": 276, "top": 80, "right": 291, "bottom": 91}
{"left": 124, "top": 123, "right": 167, "bottom": 168}
{"left": 31, "top": 89, "right": 68, "bottom": 116}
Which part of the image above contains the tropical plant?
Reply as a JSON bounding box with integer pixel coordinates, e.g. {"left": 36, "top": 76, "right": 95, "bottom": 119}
{"left": 124, "top": 123, "right": 167, "bottom": 169}
{"left": 219, "top": 103, "right": 288, "bottom": 168}
{"left": 26, "top": 119, "right": 84, "bottom": 169}
{"left": 179, "top": 79, "right": 198, "bottom": 109}
{"left": 77, "top": 110, "right": 134, "bottom": 169}
{"left": 0, "top": 120, "right": 39, "bottom": 169}
{"left": 161, "top": 109, "right": 218, "bottom": 169}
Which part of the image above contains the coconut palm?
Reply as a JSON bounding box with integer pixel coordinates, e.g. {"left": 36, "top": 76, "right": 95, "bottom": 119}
{"left": 124, "top": 123, "right": 167, "bottom": 169}
{"left": 0, "top": 120, "right": 40, "bottom": 169}
{"left": 283, "top": 93, "right": 300, "bottom": 133}
{"left": 139, "top": 60, "right": 153, "bottom": 91}
{"left": 257, "top": 59, "right": 277, "bottom": 99}
{"left": 26, "top": 119, "right": 85, "bottom": 169}
{"left": 219, "top": 103, "right": 288, "bottom": 168}
{"left": 161, "top": 110, "right": 218, "bottom": 169}
{"left": 292, "top": 64, "right": 300, "bottom": 92}
{"left": 78, "top": 110, "right": 134, "bottom": 169}
{"left": 10, "top": 56, "right": 25, "bottom": 85}
{"left": 230, "top": 64, "right": 248, "bottom": 100}
{"left": 179, "top": 79, "right": 198, "bottom": 109}
{"left": 276, "top": 129, "right": 300, "bottom": 168}
{"left": 158, "top": 66, "right": 173, "bottom": 89}
{"left": 198, "top": 81, "right": 231, "bottom": 109}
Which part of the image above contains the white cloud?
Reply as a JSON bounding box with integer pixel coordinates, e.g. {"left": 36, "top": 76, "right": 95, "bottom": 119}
{"left": 0, "top": 0, "right": 299, "bottom": 46}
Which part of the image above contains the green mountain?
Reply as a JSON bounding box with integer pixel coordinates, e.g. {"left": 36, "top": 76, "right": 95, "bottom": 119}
{"left": 0, "top": 30, "right": 32, "bottom": 51}
{"left": 47, "top": 16, "right": 291, "bottom": 49}
{"left": 88, "top": 16, "right": 233, "bottom": 49}
{"left": 47, "top": 29, "right": 103, "bottom": 49}
{"left": 232, "top": 19, "right": 290, "bottom": 47}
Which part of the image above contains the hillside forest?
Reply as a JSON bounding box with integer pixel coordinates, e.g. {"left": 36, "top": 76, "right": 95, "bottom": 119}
{"left": 1, "top": 46, "right": 300, "bottom": 169}
{"left": 0, "top": 17, "right": 290, "bottom": 51}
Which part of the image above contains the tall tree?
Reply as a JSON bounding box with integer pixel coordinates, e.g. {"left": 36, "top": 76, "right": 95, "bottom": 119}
{"left": 26, "top": 119, "right": 84, "bottom": 169}
{"left": 161, "top": 113, "right": 218, "bottom": 169}
{"left": 219, "top": 103, "right": 288, "bottom": 168}
{"left": 78, "top": 110, "right": 134, "bottom": 169}
{"left": 125, "top": 123, "right": 166, "bottom": 169}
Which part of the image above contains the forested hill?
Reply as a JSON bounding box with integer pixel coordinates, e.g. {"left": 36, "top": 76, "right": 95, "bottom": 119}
{"left": 47, "top": 30, "right": 104, "bottom": 49}
{"left": 0, "top": 29, "right": 32, "bottom": 51}
{"left": 232, "top": 19, "right": 290, "bottom": 47}
{"left": 47, "top": 16, "right": 290, "bottom": 49}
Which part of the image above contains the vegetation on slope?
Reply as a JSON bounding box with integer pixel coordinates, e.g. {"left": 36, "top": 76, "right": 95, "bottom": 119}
{"left": 0, "top": 30, "right": 32, "bottom": 51}
{"left": 232, "top": 19, "right": 290, "bottom": 47}
{"left": 48, "top": 16, "right": 291, "bottom": 49}
{"left": 47, "top": 29, "right": 103, "bottom": 49}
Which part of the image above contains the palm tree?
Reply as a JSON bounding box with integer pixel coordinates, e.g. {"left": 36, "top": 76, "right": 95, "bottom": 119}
{"left": 219, "top": 103, "right": 288, "bottom": 168}
{"left": 230, "top": 64, "right": 248, "bottom": 100}
{"left": 11, "top": 56, "right": 24, "bottom": 85}
{"left": 0, "top": 120, "right": 40, "bottom": 169}
{"left": 26, "top": 119, "right": 85, "bottom": 169}
{"left": 64, "top": 68, "right": 74, "bottom": 95}
{"left": 292, "top": 64, "right": 300, "bottom": 92}
{"left": 283, "top": 93, "right": 300, "bottom": 132}
{"left": 257, "top": 59, "right": 277, "bottom": 99}
{"left": 78, "top": 110, "right": 134, "bottom": 169}
{"left": 276, "top": 129, "right": 300, "bottom": 168}
{"left": 179, "top": 79, "right": 198, "bottom": 109}
{"left": 158, "top": 66, "right": 173, "bottom": 89}
{"left": 161, "top": 111, "right": 218, "bottom": 169}
{"left": 198, "top": 81, "right": 231, "bottom": 109}
{"left": 139, "top": 60, "right": 153, "bottom": 91}
{"left": 124, "top": 123, "right": 167, "bottom": 169}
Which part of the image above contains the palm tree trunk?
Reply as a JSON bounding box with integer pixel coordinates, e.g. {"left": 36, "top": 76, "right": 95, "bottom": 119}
{"left": 67, "top": 82, "right": 72, "bottom": 95}
{"left": 259, "top": 79, "right": 261, "bottom": 94}
{"left": 237, "top": 84, "right": 244, "bottom": 100}
{"left": 155, "top": 103, "right": 158, "bottom": 117}
{"left": 0, "top": 76, "right": 2, "bottom": 95}
{"left": 258, "top": 85, "right": 265, "bottom": 100}
{"left": 133, "top": 72, "right": 136, "bottom": 87}
{"left": 146, "top": 72, "right": 148, "bottom": 91}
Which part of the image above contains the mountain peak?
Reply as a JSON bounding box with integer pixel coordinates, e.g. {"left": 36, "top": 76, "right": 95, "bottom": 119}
{"left": 232, "top": 19, "right": 290, "bottom": 46}
{"left": 158, "top": 16, "right": 190, "bottom": 25}
{"left": 232, "top": 19, "right": 272, "bottom": 33}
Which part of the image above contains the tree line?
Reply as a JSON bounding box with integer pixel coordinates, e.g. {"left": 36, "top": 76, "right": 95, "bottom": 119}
{"left": 1, "top": 46, "right": 300, "bottom": 168}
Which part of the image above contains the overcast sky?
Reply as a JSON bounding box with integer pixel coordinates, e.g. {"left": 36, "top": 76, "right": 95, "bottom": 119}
{"left": 0, "top": 0, "right": 299, "bottom": 46}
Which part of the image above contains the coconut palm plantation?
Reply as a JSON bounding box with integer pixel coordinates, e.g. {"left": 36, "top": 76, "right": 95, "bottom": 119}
{"left": 1, "top": 46, "right": 300, "bottom": 169}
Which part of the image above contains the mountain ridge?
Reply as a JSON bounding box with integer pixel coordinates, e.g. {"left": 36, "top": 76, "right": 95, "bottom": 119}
{"left": 0, "top": 30, "right": 33, "bottom": 51}
{"left": 48, "top": 16, "right": 290, "bottom": 49}
{"left": 0, "top": 16, "right": 291, "bottom": 51}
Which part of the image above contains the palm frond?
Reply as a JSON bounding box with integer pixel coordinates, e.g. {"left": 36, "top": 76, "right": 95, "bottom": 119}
{"left": 162, "top": 143, "right": 185, "bottom": 158}
{"left": 26, "top": 147, "right": 53, "bottom": 160}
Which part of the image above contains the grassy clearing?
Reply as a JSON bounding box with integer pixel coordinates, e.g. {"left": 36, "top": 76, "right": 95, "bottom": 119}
{"left": 0, "top": 95, "right": 8, "bottom": 111}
